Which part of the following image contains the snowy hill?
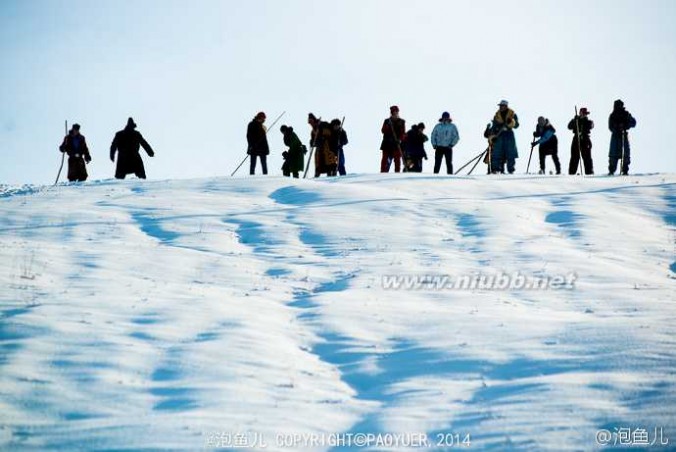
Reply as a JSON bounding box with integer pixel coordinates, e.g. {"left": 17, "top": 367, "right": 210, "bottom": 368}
{"left": 1, "top": 174, "right": 675, "bottom": 451}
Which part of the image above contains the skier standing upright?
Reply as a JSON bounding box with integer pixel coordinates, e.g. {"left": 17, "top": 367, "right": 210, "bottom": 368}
{"left": 110, "top": 118, "right": 154, "bottom": 179}
{"left": 487, "top": 100, "right": 519, "bottom": 174}
{"left": 59, "top": 123, "right": 91, "bottom": 182}
{"left": 607, "top": 99, "right": 637, "bottom": 175}
{"left": 330, "top": 119, "right": 348, "bottom": 176}
{"left": 380, "top": 105, "right": 406, "bottom": 173}
{"left": 431, "top": 111, "right": 460, "bottom": 175}
{"left": 246, "top": 112, "right": 270, "bottom": 175}
{"left": 567, "top": 107, "right": 594, "bottom": 175}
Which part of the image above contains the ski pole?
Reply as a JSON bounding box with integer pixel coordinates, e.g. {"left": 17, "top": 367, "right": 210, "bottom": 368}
{"left": 455, "top": 150, "right": 485, "bottom": 174}
{"left": 336, "top": 116, "right": 345, "bottom": 176}
{"left": 467, "top": 149, "right": 488, "bottom": 175}
{"left": 303, "top": 146, "right": 314, "bottom": 178}
{"left": 620, "top": 130, "right": 625, "bottom": 175}
{"left": 574, "top": 106, "right": 585, "bottom": 175}
{"left": 303, "top": 116, "right": 322, "bottom": 179}
{"left": 230, "top": 155, "right": 249, "bottom": 177}
{"left": 266, "top": 111, "right": 286, "bottom": 133}
{"left": 232, "top": 111, "right": 285, "bottom": 177}
{"left": 54, "top": 120, "right": 67, "bottom": 186}
{"left": 526, "top": 142, "right": 535, "bottom": 174}
{"left": 486, "top": 123, "right": 497, "bottom": 174}
{"left": 487, "top": 139, "right": 493, "bottom": 174}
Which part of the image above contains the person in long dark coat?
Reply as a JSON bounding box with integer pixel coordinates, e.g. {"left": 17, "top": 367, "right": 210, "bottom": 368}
{"left": 110, "top": 118, "right": 154, "bottom": 179}
{"left": 280, "top": 125, "right": 306, "bottom": 178}
{"left": 607, "top": 99, "right": 637, "bottom": 175}
{"left": 246, "top": 112, "right": 269, "bottom": 175}
{"left": 314, "top": 120, "right": 337, "bottom": 177}
{"left": 487, "top": 100, "right": 519, "bottom": 174}
{"left": 403, "top": 123, "right": 429, "bottom": 173}
{"left": 329, "top": 119, "right": 348, "bottom": 176}
{"left": 59, "top": 123, "right": 91, "bottom": 182}
{"left": 567, "top": 107, "right": 595, "bottom": 175}
{"left": 380, "top": 105, "right": 406, "bottom": 173}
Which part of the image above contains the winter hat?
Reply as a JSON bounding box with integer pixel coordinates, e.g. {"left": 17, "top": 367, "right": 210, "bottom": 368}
{"left": 579, "top": 107, "right": 590, "bottom": 115}
{"left": 390, "top": 105, "right": 399, "bottom": 113}
{"left": 613, "top": 99, "right": 624, "bottom": 109}
{"left": 440, "top": 111, "right": 451, "bottom": 121}
{"left": 418, "top": 122, "right": 425, "bottom": 130}
{"left": 256, "top": 112, "right": 266, "bottom": 120}
{"left": 127, "top": 117, "right": 137, "bottom": 129}
{"left": 280, "top": 125, "right": 289, "bottom": 133}
{"left": 330, "top": 119, "right": 341, "bottom": 127}
{"left": 72, "top": 123, "right": 81, "bottom": 130}
{"left": 498, "top": 100, "right": 509, "bottom": 107}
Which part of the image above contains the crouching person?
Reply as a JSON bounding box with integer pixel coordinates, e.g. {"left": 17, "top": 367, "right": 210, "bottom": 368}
{"left": 280, "top": 125, "right": 306, "bottom": 178}
{"left": 532, "top": 116, "right": 561, "bottom": 174}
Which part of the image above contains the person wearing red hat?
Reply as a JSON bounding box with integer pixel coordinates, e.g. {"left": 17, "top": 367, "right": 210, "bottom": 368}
{"left": 567, "top": 108, "right": 594, "bottom": 175}
{"left": 246, "top": 112, "right": 270, "bottom": 175}
{"left": 380, "top": 105, "right": 406, "bottom": 172}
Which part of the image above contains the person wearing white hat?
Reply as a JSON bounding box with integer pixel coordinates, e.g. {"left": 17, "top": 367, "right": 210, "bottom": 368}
{"left": 485, "top": 100, "right": 519, "bottom": 174}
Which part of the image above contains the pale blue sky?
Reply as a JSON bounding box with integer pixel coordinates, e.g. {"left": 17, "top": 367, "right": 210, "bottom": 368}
{"left": 1, "top": 0, "right": 675, "bottom": 184}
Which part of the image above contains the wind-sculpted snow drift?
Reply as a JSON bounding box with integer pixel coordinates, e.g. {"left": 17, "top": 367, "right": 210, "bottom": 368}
{"left": 0, "top": 174, "right": 674, "bottom": 451}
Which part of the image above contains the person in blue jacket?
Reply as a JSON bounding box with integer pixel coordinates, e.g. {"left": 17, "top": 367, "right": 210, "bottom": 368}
{"left": 486, "top": 100, "right": 519, "bottom": 174}
{"left": 608, "top": 99, "right": 637, "bottom": 175}
{"left": 431, "top": 111, "right": 460, "bottom": 174}
{"left": 531, "top": 117, "right": 561, "bottom": 174}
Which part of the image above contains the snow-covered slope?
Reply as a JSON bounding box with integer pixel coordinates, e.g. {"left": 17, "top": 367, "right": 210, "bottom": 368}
{"left": 1, "top": 174, "right": 674, "bottom": 451}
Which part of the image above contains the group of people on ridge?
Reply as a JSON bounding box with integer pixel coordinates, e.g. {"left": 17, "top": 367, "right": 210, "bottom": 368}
{"left": 377, "top": 99, "right": 636, "bottom": 176}
{"left": 246, "top": 112, "right": 348, "bottom": 178}
{"left": 378, "top": 106, "right": 460, "bottom": 175}
{"left": 58, "top": 118, "right": 155, "bottom": 182}
{"left": 529, "top": 100, "right": 636, "bottom": 175}
{"left": 60, "top": 100, "right": 637, "bottom": 183}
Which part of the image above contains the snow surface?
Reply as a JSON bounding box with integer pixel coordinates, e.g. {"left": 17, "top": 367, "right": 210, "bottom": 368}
{"left": 0, "top": 173, "right": 675, "bottom": 451}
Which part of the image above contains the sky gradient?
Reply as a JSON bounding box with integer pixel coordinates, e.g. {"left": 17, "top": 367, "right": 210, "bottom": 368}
{"left": 1, "top": 0, "right": 675, "bottom": 184}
